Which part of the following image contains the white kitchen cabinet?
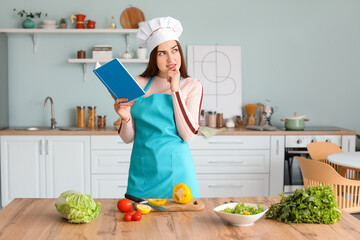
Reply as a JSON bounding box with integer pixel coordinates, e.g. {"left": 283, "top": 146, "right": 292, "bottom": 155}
{"left": 90, "top": 136, "right": 132, "bottom": 198}
{"left": 190, "top": 136, "right": 272, "bottom": 197}
{"left": 0, "top": 135, "right": 90, "bottom": 207}
{"left": 89, "top": 135, "right": 281, "bottom": 198}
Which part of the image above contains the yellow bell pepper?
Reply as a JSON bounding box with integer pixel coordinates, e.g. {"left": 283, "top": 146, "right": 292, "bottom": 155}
{"left": 172, "top": 183, "right": 193, "bottom": 204}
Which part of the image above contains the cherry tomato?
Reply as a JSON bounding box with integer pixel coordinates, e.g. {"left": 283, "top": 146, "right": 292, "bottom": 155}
{"left": 132, "top": 211, "right": 141, "bottom": 221}
{"left": 128, "top": 210, "right": 136, "bottom": 215}
{"left": 124, "top": 212, "right": 133, "bottom": 222}
{"left": 117, "top": 199, "right": 133, "bottom": 213}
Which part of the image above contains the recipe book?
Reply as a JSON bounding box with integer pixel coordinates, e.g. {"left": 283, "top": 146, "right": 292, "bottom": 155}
{"left": 93, "top": 58, "right": 145, "bottom": 102}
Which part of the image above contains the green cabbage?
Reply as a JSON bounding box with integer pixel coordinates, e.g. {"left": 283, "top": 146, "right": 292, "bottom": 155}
{"left": 55, "top": 190, "right": 101, "bottom": 223}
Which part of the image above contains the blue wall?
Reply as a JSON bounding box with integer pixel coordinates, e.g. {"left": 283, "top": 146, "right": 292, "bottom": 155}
{"left": 1, "top": 0, "right": 359, "bottom": 133}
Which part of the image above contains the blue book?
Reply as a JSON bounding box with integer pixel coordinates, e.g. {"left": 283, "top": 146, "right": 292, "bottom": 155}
{"left": 93, "top": 58, "right": 145, "bottom": 102}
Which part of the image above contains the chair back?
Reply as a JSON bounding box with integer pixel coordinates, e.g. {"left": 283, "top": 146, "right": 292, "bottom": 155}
{"left": 296, "top": 156, "right": 360, "bottom": 213}
{"left": 307, "top": 142, "right": 359, "bottom": 179}
{"left": 307, "top": 142, "right": 343, "bottom": 161}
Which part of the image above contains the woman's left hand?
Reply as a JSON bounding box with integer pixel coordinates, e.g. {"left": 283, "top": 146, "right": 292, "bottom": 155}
{"left": 167, "top": 66, "right": 180, "bottom": 92}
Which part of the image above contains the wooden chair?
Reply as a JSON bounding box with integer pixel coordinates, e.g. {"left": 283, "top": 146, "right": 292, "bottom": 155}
{"left": 296, "top": 156, "right": 360, "bottom": 213}
{"left": 307, "top": 142, "right": 360, "bottom": 179}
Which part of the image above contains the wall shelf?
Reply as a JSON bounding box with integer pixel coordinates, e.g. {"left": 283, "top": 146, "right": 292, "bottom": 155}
{"left": 0, "top": 28, "right": 138, "bottom": 53}
{"left": 0, "top": 28, "right": 146, "bottom": 82}
{"left": 68, "top": 58, "right": 149, "bottom": 82}
{"left": 0, "top": 28, "right": 138, "bottom": 34}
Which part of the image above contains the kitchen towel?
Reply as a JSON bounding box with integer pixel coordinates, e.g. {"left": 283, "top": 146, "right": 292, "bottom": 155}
{"left": 199, "top": 126, "right": 227, "bottom": 138}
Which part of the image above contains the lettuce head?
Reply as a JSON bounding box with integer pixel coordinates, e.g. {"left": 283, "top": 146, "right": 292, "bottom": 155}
{"left": 55, "top": 190, "right": 101, "bottom": 223}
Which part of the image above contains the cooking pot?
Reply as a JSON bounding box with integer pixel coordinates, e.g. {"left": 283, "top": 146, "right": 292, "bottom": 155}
{"left": 281, "top": 112, "right": 309, "bottom": 131}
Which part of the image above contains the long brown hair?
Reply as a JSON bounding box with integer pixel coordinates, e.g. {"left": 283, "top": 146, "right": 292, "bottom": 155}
{"left": 140, "top": 40, "right": 189, "bottom": 78}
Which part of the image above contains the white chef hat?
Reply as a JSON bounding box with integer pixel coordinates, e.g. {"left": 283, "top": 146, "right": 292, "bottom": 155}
{"left": 136, "top": 17, "right": 183, "bottom": 53}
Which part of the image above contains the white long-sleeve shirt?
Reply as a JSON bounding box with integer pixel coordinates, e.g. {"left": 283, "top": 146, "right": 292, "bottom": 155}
{"left": 118, "top": 75, "right": 203, "bottom": 143}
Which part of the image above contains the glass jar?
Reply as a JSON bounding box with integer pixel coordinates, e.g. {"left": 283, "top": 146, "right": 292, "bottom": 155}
{"left": 199, "top": 110, "right": 206, "bottom": 126}
{"left": 87, "top": 106, "right": 96, "bottom": 128}
{"left": 207, "top": 111, "right": 216, "bottom": 128}
{"left": 97, "top": 115, "right": 106, "bottom": 128}
{"left": 216, "top": 113, "right": 224, "bottom": 128}
{"left": 76, "top": 106, "right": 86, "bottom": 128}
{"left": 235, "top": 115, "right": 244, "bottom": 128}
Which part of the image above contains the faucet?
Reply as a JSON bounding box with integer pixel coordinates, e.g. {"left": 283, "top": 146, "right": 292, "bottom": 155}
{"left": 44, "top": 96, "right": 57, "bottom": 129}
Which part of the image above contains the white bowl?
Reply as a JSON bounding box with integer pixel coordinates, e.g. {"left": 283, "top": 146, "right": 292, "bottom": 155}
{"left": 213, "top": 202, "right": 268, "bottom": 226}
{"left": 42, "top": 19, "right": 57, "bottom": 25}
{"left": 40, "top": 24, "right": 57, "bottom": 29}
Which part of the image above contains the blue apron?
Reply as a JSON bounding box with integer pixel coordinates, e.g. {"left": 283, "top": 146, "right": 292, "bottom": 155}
{"left": 126, "top": 76, "right": 200, "bottom": 198}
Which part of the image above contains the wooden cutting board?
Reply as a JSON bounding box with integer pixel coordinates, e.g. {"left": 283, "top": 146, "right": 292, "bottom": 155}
{"left": 142, "top": 199, "right": 205, "bottom": 212}
{"left": 120, "top": 7, "right": 145, "bottom": 29}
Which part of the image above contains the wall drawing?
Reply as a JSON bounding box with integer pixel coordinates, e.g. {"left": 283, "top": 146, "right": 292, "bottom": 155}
{"left": 187, "top": 45, "right": 242, "bottom": 118}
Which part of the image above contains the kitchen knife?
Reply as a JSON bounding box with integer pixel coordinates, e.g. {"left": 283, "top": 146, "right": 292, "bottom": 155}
{"left": 125, "top": 193, "right": 169, "bottom": 211}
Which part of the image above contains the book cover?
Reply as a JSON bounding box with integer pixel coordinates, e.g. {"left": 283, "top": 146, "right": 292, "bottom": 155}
{"left": 93, "top": 58, "right": 145, "bottom": 102}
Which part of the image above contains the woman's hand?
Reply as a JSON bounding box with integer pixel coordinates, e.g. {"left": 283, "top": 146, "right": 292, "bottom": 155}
{"left": 114, "top": 98, "right": 131, "bottom": 122}
{"left": 167, "top": 65, "right": 180, "bottom": 92}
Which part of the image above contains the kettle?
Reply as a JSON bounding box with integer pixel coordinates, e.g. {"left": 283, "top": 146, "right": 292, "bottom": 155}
{"left": 71, "top": 13, "right": 86, "bottom": 29}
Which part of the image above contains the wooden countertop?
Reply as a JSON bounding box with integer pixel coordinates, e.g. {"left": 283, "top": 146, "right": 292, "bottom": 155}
{"left": 0, "top": 197, "right": 359, "bottom": 239}
{"left": 0, "top": 126, "right": 356, "bottom": 136}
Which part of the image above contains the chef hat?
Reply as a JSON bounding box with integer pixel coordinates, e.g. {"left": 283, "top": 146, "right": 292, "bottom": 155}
{"left": 136, "top": 17, "right": 183, "bottom": 53}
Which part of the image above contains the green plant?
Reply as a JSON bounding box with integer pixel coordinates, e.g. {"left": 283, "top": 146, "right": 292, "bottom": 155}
{"left": 266, "top": 185, "right": 341, "bottom": 224}
{"left": 13, "top": 8, "right": 48, "bottom": 18}
{"left": 60, "top": 18, "right": 66, "bottom": 24}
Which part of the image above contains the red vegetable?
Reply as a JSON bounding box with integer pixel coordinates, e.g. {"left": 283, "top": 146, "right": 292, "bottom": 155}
{"left": 132, "top": 211, "right": 141, "bottom": 221}
{"left": 117, "top": 199, "right": 133, "bottom": 213}
{"left": 124, "top": 212, "right": 133, "bottom": 222}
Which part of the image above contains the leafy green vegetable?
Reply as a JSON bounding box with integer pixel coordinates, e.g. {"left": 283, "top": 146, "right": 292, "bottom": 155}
{"left": 55, "top": 190, "right": 101, "bottom": 223}
{"left": 220, "top": 202, "right": 265, "bottom": 215}
{"left": 265, "top": 185, "right": 341, "bottom": 224}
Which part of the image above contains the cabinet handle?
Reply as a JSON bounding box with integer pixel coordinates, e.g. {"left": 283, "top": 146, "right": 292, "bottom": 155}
{"left": 276, "top": 139, "right": 279, "bottom": 155}
{"left": 208, "top": 141, "right": 244, "bottom": 144}
{"left": 40, "top": 140, "right": 43, "bottom": 155}
{"left": 117, "top": 185, "right": 127, "bottom": 188}
{"left": 45, "top": 140, "right": 49, "bottom": 155}
{"left": 117, "top": 160, "right": 129, "bottom": 163}
{"left": 208, "top": 184, "right": 243, "bottom": 188}
{"left": 116, "top": 141, "right": 125, "bottom": 144}
{"left": 208, "top": 160, "right": 244, "bottom": 164}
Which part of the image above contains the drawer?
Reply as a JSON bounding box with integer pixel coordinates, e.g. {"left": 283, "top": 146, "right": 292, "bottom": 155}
{"left": 91, "top": 135, "right": 133, "bottom": 150}
{"left": 91, "top": 175, "right": 128, "bottom": 198}
{"left": 91, "top": 150, "right": 130, "bottom": 174}
{"left": 192, "top": 150, "right": 269, "bottom": 174}
{"left": 197, "top": 174, "right": 269, "bottom": 197}
{"left": 190, "top": 136, "right": 270, "bottom": 150}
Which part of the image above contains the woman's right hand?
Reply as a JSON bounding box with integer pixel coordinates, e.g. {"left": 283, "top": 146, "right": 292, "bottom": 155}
{"left": 114, "top": 98, "right": 131, "bottom": 122}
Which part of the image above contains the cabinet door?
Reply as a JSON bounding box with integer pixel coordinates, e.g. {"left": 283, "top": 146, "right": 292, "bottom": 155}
{"left": 91, "top": 175, "right": 128, "bottom": 198}
{"left": 45, "top": 136, "right": 90, "bottom": 197}
{"left": 197, "top": 174, "right": 269, "bottom": 197}
{"left": 1, "top": 136, "right": 45, "bottom": 207}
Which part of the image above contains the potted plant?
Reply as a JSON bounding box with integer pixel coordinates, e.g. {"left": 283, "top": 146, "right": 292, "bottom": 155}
{"left": 13, "top": 8, "right": 48, "bottom": 29}
{"left": 59, "top": 18, "right": 67, "bottom": 29}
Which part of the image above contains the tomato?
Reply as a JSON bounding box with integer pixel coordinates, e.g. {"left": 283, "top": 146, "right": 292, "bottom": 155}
{"left": 132, "top": 211, "right": 141, "bottom": 221}
{"left": 117, "top": 199, "right": 133, "bottom": 213}
{"left": 124, "top": 212, "right": 133, "bottom": 222}
{"left": 128, "top": 210, "right": 136, "bottom": 215}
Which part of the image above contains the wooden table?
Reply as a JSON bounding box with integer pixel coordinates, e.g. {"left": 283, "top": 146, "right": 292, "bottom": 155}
{"left": 0, "top": 197, "right": 360, "bottom": 240}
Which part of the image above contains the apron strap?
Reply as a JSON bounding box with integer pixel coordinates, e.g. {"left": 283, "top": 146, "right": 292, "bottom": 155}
{"left": 143, "top": 76, "right": 155, "bottom": 93}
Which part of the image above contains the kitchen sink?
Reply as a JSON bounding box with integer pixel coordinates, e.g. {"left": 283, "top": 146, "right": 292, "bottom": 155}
{"left": 13, "top": 127, "right": 84, "bottom": 131}
{"left": 14, "top": 127, "right": 59, "bottom": 131}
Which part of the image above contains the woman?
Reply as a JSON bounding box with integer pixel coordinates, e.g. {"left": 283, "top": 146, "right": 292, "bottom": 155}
{"left": 114, "top": 17, "right": 203, "bottom": 198}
